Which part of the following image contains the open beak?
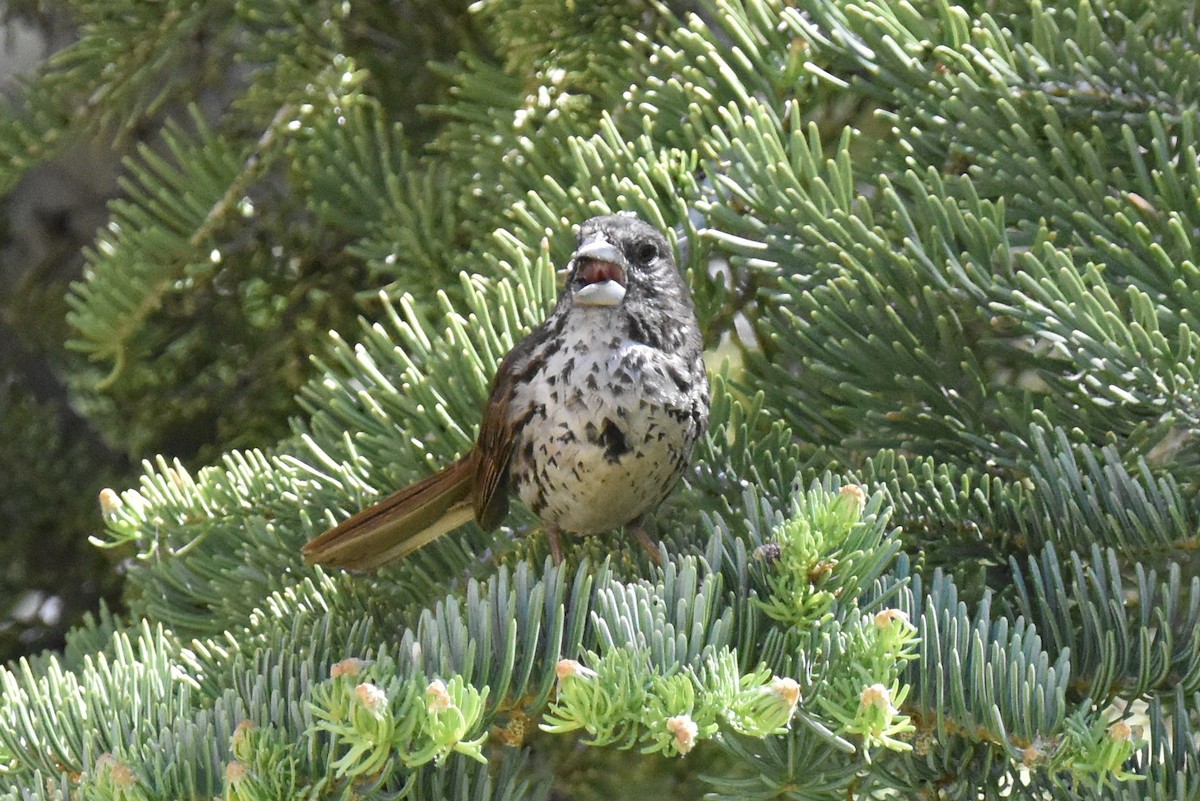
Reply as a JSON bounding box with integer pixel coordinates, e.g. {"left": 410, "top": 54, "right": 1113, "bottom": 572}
{"left": 572, "top": 233, "right": 627, "bottom": 307}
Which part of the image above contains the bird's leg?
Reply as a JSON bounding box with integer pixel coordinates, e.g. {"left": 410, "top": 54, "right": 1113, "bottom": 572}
{"left": 630, "top": 517, "right": 664, "bottom": 566}
{"left": 547, "top": 526, "right": 565, "bottom": 565}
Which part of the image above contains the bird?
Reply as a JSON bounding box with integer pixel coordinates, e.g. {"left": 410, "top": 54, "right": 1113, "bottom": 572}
{"left": 302, "top": 213, "right": 710, "bottom": 570}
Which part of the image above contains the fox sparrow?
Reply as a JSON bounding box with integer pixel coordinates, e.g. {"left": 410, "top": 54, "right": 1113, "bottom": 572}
{"left": 302, "top": 214, "right": 709, "bottom": 569}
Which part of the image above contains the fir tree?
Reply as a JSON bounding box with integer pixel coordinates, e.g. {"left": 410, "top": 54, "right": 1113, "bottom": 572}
{"left": 1, "top": 1, "right": 1197, "bottom": 799}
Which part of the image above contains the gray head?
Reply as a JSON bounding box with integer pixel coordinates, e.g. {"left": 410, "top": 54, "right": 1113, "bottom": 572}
{"left": 563, "top": 213, "right": 700, "bottom": 351}
{"left": 567, "top": 214, "right": 687, "bottom": 305}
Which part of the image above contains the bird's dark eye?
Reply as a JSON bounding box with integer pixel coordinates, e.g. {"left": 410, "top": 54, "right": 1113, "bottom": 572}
{"left": 635, "top": 241, "right": 659, "bottom": 263}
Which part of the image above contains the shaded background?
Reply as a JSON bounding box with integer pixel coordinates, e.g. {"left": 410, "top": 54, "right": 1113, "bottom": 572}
{"left": 0, "top": 0, "right": 487, "bottom": 660}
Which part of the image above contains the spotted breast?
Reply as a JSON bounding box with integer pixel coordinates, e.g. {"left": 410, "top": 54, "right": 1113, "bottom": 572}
{"left": 506, "top": 306, "right": 706, "bottom": 534}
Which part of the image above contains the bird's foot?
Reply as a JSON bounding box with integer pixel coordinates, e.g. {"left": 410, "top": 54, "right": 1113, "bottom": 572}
{"left": 632, "top": 524, "right": 664, "bottom": 566}
{"left": 547, "top": 526, "right": 564, "bottom": 565}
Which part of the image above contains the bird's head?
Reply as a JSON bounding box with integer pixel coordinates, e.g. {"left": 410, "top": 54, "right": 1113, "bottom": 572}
{"left": 567, "top": 214, "right": 678, "bottom": 309}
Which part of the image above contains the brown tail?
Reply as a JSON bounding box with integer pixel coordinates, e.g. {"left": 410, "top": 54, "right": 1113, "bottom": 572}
{"left": 302, "top": 457, "right": 476, "bottom": 570}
